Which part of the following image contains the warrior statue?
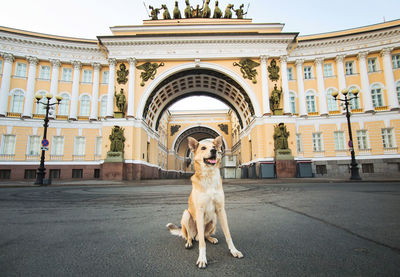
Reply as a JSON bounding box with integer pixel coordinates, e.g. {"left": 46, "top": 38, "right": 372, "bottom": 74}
{"left": 149, "top": 5, "right": 161, "bottom": 20}
{"left": 224, "top": 4, "right": 234, "bottom": 18}
{"left": 273, "top": 123, "right": 289, "bottom": 150}
{"left": 270, "top": 84, "right": 282, "bottom": 112}
{"left": 173, "top": 1, "right": 182, "bottom": 19}
{"left": 202, "top": 0, "right": 211, "bottom": 18}
{"left": 115, "top": 88, "right": 127, "bottom": 113}
{"left": 213, "top": 1, "right": 223, "bottom": 18}
{"left": 161, "top": 4, "right": 171, "bottom": 19}
{"left": 233, "top": 4, "right": 247, "bottom": 19}
{"left": 184, "top": 0, "right": 192, "bottom": 18}
{"left": 109, "top": 126, "right": 126, "bottom": 153}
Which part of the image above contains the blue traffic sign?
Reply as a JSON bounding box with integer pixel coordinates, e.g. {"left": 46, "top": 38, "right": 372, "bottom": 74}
{"left": 41, "top": 139, "right": 49, "bottom": 147}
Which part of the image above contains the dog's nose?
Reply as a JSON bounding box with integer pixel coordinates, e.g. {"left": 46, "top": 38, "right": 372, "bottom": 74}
{"left": 211, "top": 148, "right": 216, "bottom": 155}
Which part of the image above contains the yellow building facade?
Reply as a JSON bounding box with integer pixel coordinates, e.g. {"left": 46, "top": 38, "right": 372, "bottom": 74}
{"left": 0, "top": 16, "right": 400, "bottom": 180}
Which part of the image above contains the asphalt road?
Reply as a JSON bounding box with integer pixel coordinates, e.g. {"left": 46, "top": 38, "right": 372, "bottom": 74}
{"left": 0, "top": 180, "right": 399, "bottom": 277}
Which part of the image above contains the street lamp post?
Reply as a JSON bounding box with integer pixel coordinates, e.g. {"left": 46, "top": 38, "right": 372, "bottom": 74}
{"left": 332, "top": 88, "right": 362, "bottom": 180}
{"left": 34, "top": 92, "right": 63, "bottom": 185}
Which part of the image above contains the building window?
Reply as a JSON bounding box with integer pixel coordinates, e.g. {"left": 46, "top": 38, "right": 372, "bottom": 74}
{"left": 79, "top": 95, "right": 90, "bottom": 116}
{"left": 367, "top": 58, "right": 378, "bottom": 72}
{"left": 362, "top": 163, "right": 374, "bottom": 173}
{"left": 0, "top": 60, "right": 3, "bottom": 74}
{"left": 100, "top": 95, "right": 107, "bottom": 117}
{"left": 74, "top": 136, "right": 85, "bottom": 156}
{"left": 27, "top": 135, "right": 40, "bottom": 156}
{"left": 381, "top": 128, "right": 396, "bottom": 149}
{"left": 287, "top": 67, "right": 294, "bottom": 80}
{"left": 61, "top": 68, "right": 72, "bottom": 81}
{"left": 304, "top": 66, "right": 312, "bottom": 79}
{"left": 306, "top": 91, "right": 316, "bottom": 113}
{"left": 334, "top": 131, "right": 346, "bottom": 151}
{"left": 72, "top": 169, "right": 83, "bottom": 178}
{"left": 323, "top": 63, "right": 333, "bottom": 77}
{"left": 39, "top": 65, "right": 51, "bottom": 80}
{"left": 35, "top": 91, "right": 46, "bottom": 114}
{"left": 51, "top": 136, "right": 64, "bottom": 156}
{"left": 102, "top": 71, "right": 109, "bottom": 84}
{"left": 357, "top": 130, "right": 369, "bottom": 150}
{"left": 94, "top": 169, "right": 100, "bottom": 178}
{"left": 316, "top": 165, "right": 327, "bottom": 175}
{"left": 396, "top": 82, "right": 400, "bottom": 104}
{"left": 371, "top": 84, "right": 384, "bottom": 107}
{"left": 348, "top": 86, "right": 361, "bottom": 109}
{"left": 296, "top": 133, "right": 303, "bottom": 153}
{"left": 24, "top": 169, "right": 36, "bottom": 179}
{"left": 58, "top": 93, "right": 70, "bottom": 115}
{"left": 327, "top": 88, "right": 339, "bottom": 111}
{"left": 312, "top": 133, "right": 323, "bottom": 152}
{"left": 0, "top": 170, "right": 11, "bottom": 179}
{"left": 95, "top": 136, "right": 102, "bottom": 156}
{"left": 49, "top": 169, "right": 61, "bottom": 179}
{"left": 10, "top": 90, "right": 24, "bottom": 113}
{"left": 1, "top": 134, "right": 16, "bottom": 155}
{"left": 393, "top": 54, "right": 400, "bottom": 69}
{"left": 289, "top": 92, "right": 296, "bottom": 113}
{"left": 82, "top": 69, "right": 92, "bottom": 83}
{"left": 15, "top": 62, "right": 27, "bottom": 77}
{"left": 345, "top": 61, "right": 355, "bottom": 75}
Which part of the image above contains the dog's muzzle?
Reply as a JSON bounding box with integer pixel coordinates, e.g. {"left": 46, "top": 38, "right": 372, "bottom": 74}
{"left": 204, "top": 149, "right": 218, "bottom": 165}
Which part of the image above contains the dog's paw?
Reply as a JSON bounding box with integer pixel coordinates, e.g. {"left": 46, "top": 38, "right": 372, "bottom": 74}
{"left": 206, "top": 236, "right": 218, "bottom": 244}
{"left": 230, "top": 248, "right": 244, "bottom": 258}
{"left": 185, "top": 241, "right": 193, "bottom": 249}
{"left": 196, "top": 256, "right": 207, "bottom": 269}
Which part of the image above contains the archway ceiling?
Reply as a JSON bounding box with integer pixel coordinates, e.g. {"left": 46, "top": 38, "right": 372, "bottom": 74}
{"left": 142, "top": 69, "right": 255, "bottom": 130}
{"left": 174, "top": 126, "right": 224, "bottom": 153}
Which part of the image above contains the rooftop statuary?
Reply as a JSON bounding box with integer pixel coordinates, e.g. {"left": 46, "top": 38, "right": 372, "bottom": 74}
{"left": 162, "top": 4, "right": 171, "bottom": 19}
{"left": 213, "top": 1, "right": 222, "bottom": 18}
{"left": 202, "top": 0, "right": 211, "bottom": 18}
{"left": 233, "top": 4, "right": 247, "bottom": 19}
{"left": 224, "top": 4, "right": 234, "bottom": 18}
{"left": 173, "top": 1, "right": 182, "bottom": 19}
{"left": 149, "top": 5, "right": 161, "bottom": 20}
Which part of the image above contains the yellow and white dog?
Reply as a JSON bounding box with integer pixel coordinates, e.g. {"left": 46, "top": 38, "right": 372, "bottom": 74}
{"left": 167, "top": 136, "right": 243, "bottom": 268}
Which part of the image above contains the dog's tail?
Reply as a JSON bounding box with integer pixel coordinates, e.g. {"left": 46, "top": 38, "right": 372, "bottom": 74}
{"left": 166, "top": 223, "right": 183, "bottom": 237}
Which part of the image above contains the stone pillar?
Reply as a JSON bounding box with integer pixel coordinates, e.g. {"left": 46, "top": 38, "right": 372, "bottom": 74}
{"left": 69, "top": 61, "right": 81, "bottom": 120}
{"left": 381, "top": 48, "right": 399, "bottom": 110}
{"left": 358, "top": 51, "right": 374, "bottom": 113}
{"left": 280, "top": 55, "right": 291, "bottom": 114}
{"left": 106, "top": 58, "right": 117, "bottom": 118}
{"left": 0, "top": 53, "right": 14, "bottom": 116}
{"left": 260, "top": 55, "right": 271, "bottom": 115}
{"left": 315, "top": 57, "right": 328, "bottom": 116}
{"left": 48, "top": 59, "right": 61, "bottom": 119}
{"left": 90, "top": 63, "right": 101, "bottom": 120}
{"left": 127, "top": 58, "right": 137, "bottom": 118}
{"left": 295, "top": 59, "right": 307, "bottom": 116}
{"left": 335, "top": 55, "right": 347, "bottom": 92}
{"left": 22, "top": 56, "right": 39, "bottom": 118}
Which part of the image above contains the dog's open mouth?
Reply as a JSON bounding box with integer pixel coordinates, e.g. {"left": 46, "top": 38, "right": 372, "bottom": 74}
{"left": 204, "top": 156, "right": 217, "bottom": 165}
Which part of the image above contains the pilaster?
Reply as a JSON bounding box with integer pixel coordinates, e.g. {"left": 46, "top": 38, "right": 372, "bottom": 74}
{"left": 381, "top": 48, "right": 399, "bottom": 110}
{"left": 295, "top": 59, "right": 307, "bottom": 116}
{"left": 335, "top": 55, "right": 346, "bottom": 92}
{"left": 90, "top": 63, "right": 101, "bottom": 120}
{"left": 280, "top": 55, "right": 291, "bottom": 114}
{"left": 106, "top": 58, "right": 117, "bottom": 118}
{"left": 127, "top": 58, "right": 137, "bottom": 118}
{"left": 315, "top": 57, "right": 328, "bottom": 116}
{"left": 22, "top": 56, "right": 39, "bottom": 118}
{"left": 69, "top": 61, "right": 82, "bottom": 120}
{"left": 358, "top": 51, "right": 374, "bottom": 113}
{"left": 260, "top": 55, "right": 271, "bottom": 115}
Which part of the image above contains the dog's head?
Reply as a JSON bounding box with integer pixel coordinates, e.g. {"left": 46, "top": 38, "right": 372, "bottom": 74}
{"left": 188, "top": 136, "right": 223, "bottom": 168}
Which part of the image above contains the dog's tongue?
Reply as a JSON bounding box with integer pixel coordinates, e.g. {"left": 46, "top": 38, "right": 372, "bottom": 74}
{"left": 207, "top": 159, "right": 217, "bottom": 164}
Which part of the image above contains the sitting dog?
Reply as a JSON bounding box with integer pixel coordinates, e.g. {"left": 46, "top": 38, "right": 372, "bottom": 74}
{"left": 167, "top": 136, "right": 243, "bottom": 268}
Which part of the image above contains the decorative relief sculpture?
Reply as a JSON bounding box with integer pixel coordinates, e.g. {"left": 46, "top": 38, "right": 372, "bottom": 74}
{"left": 273, "top": 123, "right": 289, "bottom": 151}
{"left": 267, "top": 59, "right": 280, "bottom": 81}
{"left": 270, "top": 84, "right": 283, "bottom": 114}
{"left": 117, "top": 63, "right": 129, "bottom": 84}
{"left": 171, "top": 125, "right": 181, "bottom": 136}
{"left": 136, "top": 62, "right": 165, "bottom": 86}
{"left": 109, "top": 126, "right": 126, "bottom": 153}
{"left": 218, "top": 124, "right": 228, "bottom": 135}
{"left": 233, "top": 58, "right": 260, "bottom": 84}
{"left": 115, "top": 88, "right": 127, "bottom": 114}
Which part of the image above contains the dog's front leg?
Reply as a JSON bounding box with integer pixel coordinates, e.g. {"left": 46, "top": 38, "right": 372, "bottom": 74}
{"left": 217, "top": 208, "right": 244, "bottom": 258}
{"left": 196, "top": 209, "right": 207, "bottom": 268}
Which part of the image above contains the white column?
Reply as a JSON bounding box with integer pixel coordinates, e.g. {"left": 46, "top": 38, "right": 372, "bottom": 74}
{"left": 90, "top": 63, "right": 101, "bottom": 120}
{"left": 280, "top": 55, "right": 290, "bottom": 114}
{"left": 0, "top": 53, "right": 14, "bottom": 116}
{"left": 127, "top": 58, "right": 137, "bottom": 118}
{"left": 69, "top": 61, "right": 81, "bottom": 120}
{"left": 335, "top": 55, "right": 347, "bottom": 92}
{"left": 48, "top": 59, "right": 61, "bottom": 119}
{"left": 315, "top": 58, "right": 328, "bottom": 116}
{"left": 106, "top": 58, "right": 117, "bottom": 118}
{"left": 260, "top": 55, "right": 271, "bottom": 115}
{"left": 381, "top": 48, "right": 399, "bottom": 110}
{"left": 295, "top": 59, "right": 307, "bottom": 116}
{"left": 358, "top": 51, "right": 374, "bottom": 113}
{"left": 22, "top": 56, "right": 39, "bottom": 118}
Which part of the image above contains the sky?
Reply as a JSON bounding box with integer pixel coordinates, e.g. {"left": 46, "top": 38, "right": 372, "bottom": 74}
{"left": 2, "top": 0, "right": 399, "bottom": 110}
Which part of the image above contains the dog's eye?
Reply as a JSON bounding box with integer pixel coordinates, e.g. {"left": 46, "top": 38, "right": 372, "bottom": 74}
{"left": 201, "top": 146, "right": 206, "bottom": 150}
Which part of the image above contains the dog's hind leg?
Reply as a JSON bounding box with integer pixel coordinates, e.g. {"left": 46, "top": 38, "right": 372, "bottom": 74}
{"left": 181, "top": 209, "right": 196, "bottom": 249}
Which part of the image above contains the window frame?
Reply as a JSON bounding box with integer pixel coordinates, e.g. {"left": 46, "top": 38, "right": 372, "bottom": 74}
{"left": 15, "top": 62, "right": 27, "bottom": 78}
{"left": 334, "top": 131, "right": 346, "bottom": 151}
{"left": 82, "top": 69, "right": 93, "bottom": 83}
{"left": 381, "top": 128, "right": 396, "bottom": 149}
{"left": 79, "top": 95, "right": 91, "bottom": 116}
{"left": 61, "top": 67, "right": 72, "bottom": 82}
{"left": 312, "top": 133, "right": 323, "bottom": 152}
{"left": 39, "top": 65, "right": 51, "bottom": 80}
{"left": 303, "top": 66, "right": 313, "bottom": 80}
{"left": 1, "top": 134, "right": 16, "bottom": 155}
{"left": 371, "top": 84, "right": 385, "bottom": 108}
{"left": 357, "top": 130, "right": 369, "bottom": 150}
{"left": 345, "top": 61, "right": 355, "bottom": 75}
{"left": 306, "top": 91, "right": 317, "bottom": 113}
{"left": 392, "top": 54, "right": 400, "bottom": 69}
{"left": 367, "top": 57, "right": 378, "bottom": 73}
{"left": 323, "top": 63, "right": 334, "bottom": 77}
{"left": 10, "top": 89, "right": 24, "bottom": 113}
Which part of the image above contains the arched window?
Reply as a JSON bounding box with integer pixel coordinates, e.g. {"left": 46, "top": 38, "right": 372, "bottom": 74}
{"left": 326, "top": 88, "right": 338, "bottom": 111}
{"left": 396, "top": 81, "right": 400, "bottom": 105}
{"left": 100, "top": 95, "right": 107, "bottom": 117}
{"left": 371, "top": 84, "right": 384, "bottom": 107}
{"left": 35, "top": 91, "right": 46, "bottom": 114}
{"left": 79, "top": 95, "right": 90, "bottom": 116}
{"left": 348, "top": 86, "right": 361, "bottom": 109}
{"left": 306, "top": 90, "right": 316, "bottom": 113}
{"left": 58, "top": 93, "right": 70, "bottom": 115}
{"left": 10, "top": 89, "right": 24, "bottom": 113}
{"left": 289, "top": 92, "right": 296, "bottom": 114}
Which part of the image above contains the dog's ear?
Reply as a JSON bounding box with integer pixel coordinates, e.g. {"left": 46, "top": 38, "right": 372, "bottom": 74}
{"left": 187, "top": 136, "right": 199, "bottom": 152}
{"left": 213, "top": 136, "right": 223, "bottom": 151}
